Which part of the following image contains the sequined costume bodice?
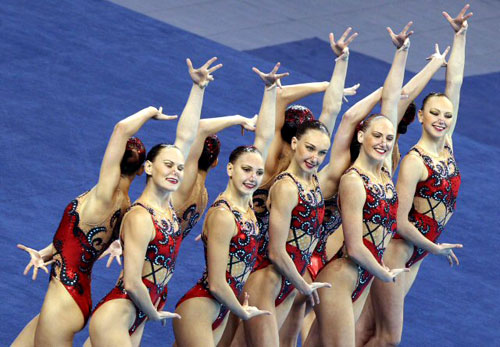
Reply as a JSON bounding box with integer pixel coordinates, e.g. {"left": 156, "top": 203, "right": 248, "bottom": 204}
{"left": 50, "top": 189, "right": 126, "bottom": 321}
{"left": 198, "top": 198, "right": 260, "bottom": 294}
{"left": 394, "top": 144, "right": 461, "bottom": 267}
{"left": 341, "top": 167, "right": 398, "bottom": 263}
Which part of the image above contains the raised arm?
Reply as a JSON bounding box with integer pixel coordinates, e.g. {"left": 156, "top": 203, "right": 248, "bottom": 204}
{"left": 340, "top": 173, "right": 407, "bottom": 282}
{"left": 95, "top": 107, "right": 176, "bottom": 205}
{"left": 174, "top": 57, "right": 222, "bottom": 158}
{"left": 443, "top": 4, "right": 472, "bottom": 138}
{"left": 382, "top": 22, "right": 412, "bottom": 172}
{"left": 252, "top": 63, "right": 289, "bottom": 162}
{"left": 396, "top": 154, "right": 462, "bottom": 265}
{"left": 206, "top": 209, "right": 270, "bottom": 320}
{"left": 173, "top": 114, "right": 257, "bottom": 206}
{"left": 122, "top": 209, "right": 180, "bottom": 322}
{"left": 318, "top": 28, "right": 358, "bottom": 134}
{"left": 268, "top": 180, "right": 330, "bottom": 304}
{"left": 319, "top": 87, "right": 382, "bottom": 196}
{"left": 398, "top": 44, "right": 450, "bottom": 123}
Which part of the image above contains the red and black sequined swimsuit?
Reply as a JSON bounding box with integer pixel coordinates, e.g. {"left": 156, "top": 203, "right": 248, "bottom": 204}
{"left": 307, "top": 194, "right": 341, "bottom": 280}
{"left": 337, "top": 167, "right": 398, "bottom": 302}
{"left": 176, "top": 198, "right": 260, "bottom": 330}
{"left": 393, "top": 145, "right": 461, "bottom": 267}
{"left": 94, "top": 202, "right": 182, "bottom": 334}
{"left": 258, "top": 172, "right": 325, "bottom": 306}
{"left": 50, "top": 192, "right": 122, "bottom": 323}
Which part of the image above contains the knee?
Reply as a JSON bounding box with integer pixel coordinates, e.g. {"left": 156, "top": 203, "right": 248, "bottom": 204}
{"left": 380, "top": 331, "right": 402, "bottom": 347}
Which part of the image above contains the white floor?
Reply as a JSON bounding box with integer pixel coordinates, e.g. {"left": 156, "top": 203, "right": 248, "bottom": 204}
{"left": 106, "top": 0, "right": 499, "bottom": 78}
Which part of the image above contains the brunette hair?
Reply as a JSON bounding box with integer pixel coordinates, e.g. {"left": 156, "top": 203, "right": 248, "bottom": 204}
{"left": 295, "top": 120, "right": 330, "bottom": 140}
{"left": 198, "top": 135, "right": 221, "bottom": 171}
{"left": 120, "top": 137, "right": 146, "bottom": 176}
{"left": 281, "top": 105, "right": 315, "bottom": 144}
{"left": 398, "top": 102, "right": 416, "bottom": 135}
{"left": 228, "top": 145, "right": 262, "bottom": 164}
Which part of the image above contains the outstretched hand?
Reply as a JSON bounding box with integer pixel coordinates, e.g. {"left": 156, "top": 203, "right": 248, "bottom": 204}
{"left": 387, "top": 21, "right": 413, "bottom": 49}
{"left": 343, "top": 83, "right": 361, "bottom": 102}
{"left": 97, "top": 239, "right": 123, "bottom": 268}
{"left": 150, "top": 106, "right": 178, "bottom": 121}
{"left": 152, "top": 297, "right": 181, "bottom": 326}
{"left": 435, "top": 243, "right": 463, "bottom": 266}
{"left": 240, "top": 114, "right": 258, "bottom": 135}
{"left": 386, "top": 268, "right": 410, "bottom": 283}
{"left": 426, "top": 43, "right": 451, "bottom": 67}
{"left": 252, "top": 62, "right": 289, "bottom": 89}
{"left": 330, "top": 27, "right": 358, "bottom": 57}
{"left": 443, "top": 4, "right": 473, "bottom": 34}
{"left": 187, "top": 57, "right": 223, "bottom": 88}
{"left": 306, "top": 281, "right": 332, "bottom": 306}
{"left": 17, "top": 244, "right": 54, "bottom": 280}
{"left": 242, "top": 292, "right": 271, "bottom": 320}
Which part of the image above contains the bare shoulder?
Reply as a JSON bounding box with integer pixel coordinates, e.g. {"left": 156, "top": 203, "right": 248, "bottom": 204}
{"left": 270, "top": 176, "right": 299, "bottom": 207}
{"left": 205, "top": 205, "right": 237, "bottom": 239}
{"left": 400, "top": 152, "right": 426, "bottom": 180}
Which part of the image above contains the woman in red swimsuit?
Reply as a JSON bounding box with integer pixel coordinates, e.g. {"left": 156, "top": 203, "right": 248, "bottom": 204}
{"left": 358, "top": 6, "right": 470, "bottom": 346}
{"left": 86, "top": 57, "right": 222, "bottom": 346}
{"left": 12, "top": 105, "right": 176, "bottom": 346}
{"left": 303, "top": 22, "right": 413, "bottom": 347}
{"left": 172, "top": 63, "right": 287, "bottom": 347}
{"left": 228, "top": 28, "right": 362, "bottom": 347}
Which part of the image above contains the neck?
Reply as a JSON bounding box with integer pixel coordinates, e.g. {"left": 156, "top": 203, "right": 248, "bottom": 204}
{"left": 223, "top": 182, "right": 252, "bottom": 212}
{"left": 417, "top": 130, "right": 446, "bottom": 156}
{"left": 287, "top": 157, "right": 313, "bottom": 181}
{"left": 355, "top": 151, "right": 384, "bottom": 176}
{"left": 139, "top": 180, "right": 172, "bottom": 211}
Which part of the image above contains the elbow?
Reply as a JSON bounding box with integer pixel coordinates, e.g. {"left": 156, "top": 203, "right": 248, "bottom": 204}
{"left": 346, "top": 242, "right": 363, "bottom": 261}
{"left": 113, "top": 121, "right": 128, "bottom": 137}
{"left": 207, "top": 280, "right": 223, "bottom": 298}
{"left": 123, "top": 277, "right": 140, "bottom": 295}
{"left": 268, "top": 246, "right": 283, "bottom": 265}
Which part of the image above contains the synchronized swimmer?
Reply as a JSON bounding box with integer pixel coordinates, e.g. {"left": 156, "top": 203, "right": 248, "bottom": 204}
{"left": 13, "top": 4, "right": 471, "bottom": 347}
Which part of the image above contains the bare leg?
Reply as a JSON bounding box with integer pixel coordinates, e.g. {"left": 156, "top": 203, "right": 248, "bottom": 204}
{"left": 364, "top": 239, "right": 413, "bottom": 347}
{"left": 12, "top": 315, "right": 39, "bottom": 347}
{"left": 89, "top": 298, "right": 137, "bottom": 347}
{"left": 173, "top": 297, "right": 222, "bottom": 347}
{"left": 218, "top": 312, "right": 240, "bottom": 347}
{"left": 305, "top": 259, "right": 358, "bottom": 347}
{"left": 300, "top": 304, "right": 315, "bottom": 346}
{"left": 355, "top": 294, "right": 375, "bottom": 347}
{"left": 34, "top": 279, "right": 85, "bottom": 346}
{"left": 279, "top": 271, "right": 312, "bottom": 347}
{"left": 240, "top": 267, "right": 281, "bottom": 347}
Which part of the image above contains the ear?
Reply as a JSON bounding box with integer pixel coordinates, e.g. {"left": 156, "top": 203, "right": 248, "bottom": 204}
{"left": 210, "top": 157, "right": 219, "bottom": 169}
{"left": 291, "top": 136, "right": 298, "bottom": 151}
{"left": 144, "top": 160, "right": 153, "bottom": 176}
{"left": 227, "top": 162, "right": 233, "bottom": 178}
{"left": 357, "top": 130, "right": 364, "bottom": 144}
{"left": 417, "top": 109, "right": 423, "bottom": 124}
{"left": 136, "top": 166, "right": 145, "bottom": 176}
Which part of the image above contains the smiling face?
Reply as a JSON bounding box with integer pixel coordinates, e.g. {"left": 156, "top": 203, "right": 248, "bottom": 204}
{"left": 419, "top": 95, "right": 454, "bottom": 139}
{"left": 227, "top": 151, "right": 265, "bottom": 196}
{"left": 358, "top": 116, "right": 395, "bottom": 162}
{"left": 145, "top": 146, "right": 185, "bottom": 192}
{"left": 291, "top": 129, "right": 330, "bottom": 174}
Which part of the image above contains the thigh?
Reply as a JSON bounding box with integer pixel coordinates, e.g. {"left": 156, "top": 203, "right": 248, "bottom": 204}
{"left": 35, "top": 279, "right": 85, "bottom": 346}
{"left": 174, "top": 297, "right": 220, "bottom": 347}
{"left": 404, "top": 259, "right": 423, "bottom": 296}
{"left": 368, "top": 241, "right": 411, "bottom": 339}
{"left": 12, "top": 314, "right": 39, "bottom": 347}
{"left": 241, "top": 268, "right": 282, "bottom": 347}
{"left": 311, "top": 259, "right": 359, "bottom": 347}
{"left": 89, "top": 298, "right": 137, "bottom": 347}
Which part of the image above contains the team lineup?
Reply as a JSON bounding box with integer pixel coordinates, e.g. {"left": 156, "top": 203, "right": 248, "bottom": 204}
{"left": 12, "top": 4, "right": 471, "bottom": 347}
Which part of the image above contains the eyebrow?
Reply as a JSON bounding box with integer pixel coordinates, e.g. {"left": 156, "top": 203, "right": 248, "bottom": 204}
{"left": 305, "top": 142, "right": 316, "bottom": 147}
